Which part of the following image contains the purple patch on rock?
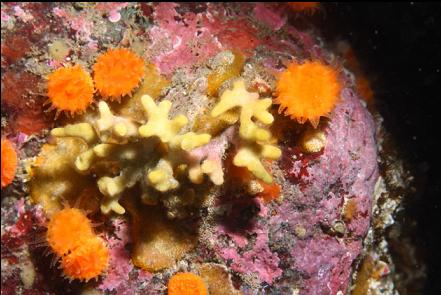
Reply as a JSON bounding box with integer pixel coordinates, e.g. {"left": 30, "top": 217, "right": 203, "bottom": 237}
{"left": 206, "top": 87, "right": 378, "bottom": 294}
{"left": 253, "top": 4, "right": 286, "bottom": 31}
{"left": 213, "top": 198, "right": 283, "bottom": 284}
{"left": 270, "top": 88, "right": 378, "bottom": 293}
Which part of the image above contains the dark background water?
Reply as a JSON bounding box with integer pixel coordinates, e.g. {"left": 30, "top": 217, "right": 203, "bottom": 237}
{"left": 323, "top": 2, "right": 441, "bottom": 294}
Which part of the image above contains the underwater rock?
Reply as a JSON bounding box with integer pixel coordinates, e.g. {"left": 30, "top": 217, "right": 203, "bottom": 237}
{"left": 205, "top": 88, "right": 377, "bottom": 293}
{"left": 1, "top": 2, "right": 383, "bottom": 295}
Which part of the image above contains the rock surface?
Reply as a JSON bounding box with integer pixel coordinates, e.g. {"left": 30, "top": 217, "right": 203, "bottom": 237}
{"left": 1, "top": 3, "right": 380, "bottom": 295}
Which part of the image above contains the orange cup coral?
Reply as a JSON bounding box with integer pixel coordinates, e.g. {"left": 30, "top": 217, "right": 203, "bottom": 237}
{"left": 168, "top": 272, "right": 208, "bottom": 295}
{"left": 1, "top": 138, "right": 18, "bottom": 188}
{"left": 47, "top": 65, "right": 94, "bottom": 115}
{"left": 46, "top": 208, "right": 95, "bottom": 256}
{"left": 46, "top": 207, "right": 109, "bottom": 281}
{"left": 275, "top": 60, "right": 341, "bottom": 128}
{"left": 93, "top": 48, "right": 145, "bottom": 101}
{"left": 61, "top": 237, "right": 109, "bottom": 282}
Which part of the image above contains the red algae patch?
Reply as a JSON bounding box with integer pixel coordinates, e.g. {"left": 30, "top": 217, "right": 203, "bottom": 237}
{"left": 275, "top": 60, "right": 341, "bottom": 128}
{"left": 1, "top": 71, "right": 40, "bottom": 110}
{"left": 11, "top": 109, "right": 53, "bottom": 136}
{"left": 168, "top": 272, "right": 208, "bottom": 295}
{"left": 47, "top": 65, "right": 94, "bottom": 115}
{"left": 1, "top": 35, "right": 31, "bottom": 64}
{"left": 93, "top": 48, "right": 145, "bottom": 101}
{"left": 1, "top": 70, "right": 52, "bottom": 135}
{"left": 1, "top": 139, "right": 18, "bottom": 188}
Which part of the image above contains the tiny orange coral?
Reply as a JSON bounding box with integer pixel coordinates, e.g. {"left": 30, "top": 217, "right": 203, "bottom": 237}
{"left": 46, "top": 208, "right": 94, "bottom": 256}
{"left": 1, "top": 138, "right": 18, "bottom": 188}
{"left": 93, "top": 48, "right": 145, "bottom": 101}
{"left": 47, "top": 65, "right": 94, "bottom": 115}
{"left": 61, "top": 237, "right": 109, "bottom": 282}
{"left": 257, "top": 180, "right": 281, "bottom": 203}
{"left": 275, "top": 60, "right": 341, "bottom": 128}
{"left": 288, "top": 2, "right": 320, "bottom": 13}
{"left": 168, "top": 272, "right": 208, "bottom": 295}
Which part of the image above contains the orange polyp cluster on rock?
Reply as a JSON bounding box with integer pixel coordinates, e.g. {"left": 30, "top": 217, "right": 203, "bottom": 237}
{"left": 93, "top": 48, "right": 145, "bottom": 101}
{"left": 1, "top": 138, "right": 18, "bottom": 188}
{"left": 168, "top": 272, "right": 208, "bottom": 295}
{"left": 46, "top": 207, "right": 109, "bottom": 281}
{"left": 46, "top": 48, "right": 145, "bottom": 117}
{"left": 275, "top": 60, "right": 341, "bottom": 128}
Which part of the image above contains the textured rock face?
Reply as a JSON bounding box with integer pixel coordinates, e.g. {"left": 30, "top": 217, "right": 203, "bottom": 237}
{"left": 207, "top": 88, "right": 378, "bottom": 294}
{"left": 277, "top": 88, "right": 378, "bottom": 293}
{"left": 1, "top": 2, "right": 379, "bottom": 295}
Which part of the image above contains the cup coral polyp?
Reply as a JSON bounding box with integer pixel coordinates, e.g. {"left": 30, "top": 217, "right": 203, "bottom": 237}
{"left": 275, "top": 60, "right": 341, "bottom": 128}
{"left": 93, "top": 48, "right": 145, "bottom": 100}
{"left": 46, "top": 208, "right": 94, "bottom": 256}
{"left": 168, "top": 272, "right": 208, "bottom": 295}
{"left": 47, "top": 65, "right": 94, "bottom": 115}
{"left": 1, "top": 138, "right": 18, "bottom": 188}
{"left": 61, "top": 237, "right": 109, "bottom": 282}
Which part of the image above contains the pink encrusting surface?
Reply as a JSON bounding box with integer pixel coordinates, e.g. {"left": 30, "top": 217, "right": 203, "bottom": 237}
{"left": 253, "top": 4, "right": 287, "bottom": 31}
{"left": 98, "top": 218, "right": 153, "bottom": 294}
{"left": 218, "top": 224, "right": 283, "bottom": 284}
{"left": 149, "top": 3, "right": 261, "bottom": 76}
{"left": 94, "top": 2, "right": 128, "bottom": 23}
{"left": 148, "top": 3, "right": 221, "bottom": 76}
{"left": 280, "top": 88, "right": 378, "bottom": 237}
{"left": 272, "top": 88, "right": 378, "bottom": 294}
{"left": 209, "top": 88, "right": 378, "bottom": 294}
{"left": 292, "top": 236, "right": 362, "bottom": 295}
{"left": 214, "top": 199, "right": 283, "bottom": 284}
{"left": 52, "top": 7, "right": 94, "bottom": 41}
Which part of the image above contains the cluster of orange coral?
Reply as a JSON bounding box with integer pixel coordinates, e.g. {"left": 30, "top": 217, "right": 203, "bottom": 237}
{"left": 46, "top": 207, "right": 109, "bottom": 281}
{"left": 47, "top": 48, "right": 145, "bottom": 115}
{"left": 1, "top": 139, "right": 18, "bottom": 188}
{"left": 275, "top": 60, "right": 341, "bottom": 128}
{"left": 168, "top": 272, "right": 207, "bottom": 295}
